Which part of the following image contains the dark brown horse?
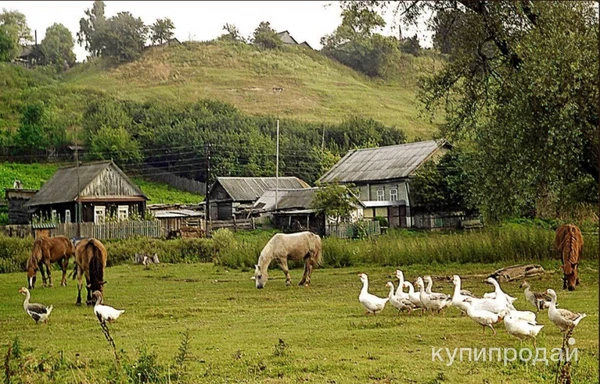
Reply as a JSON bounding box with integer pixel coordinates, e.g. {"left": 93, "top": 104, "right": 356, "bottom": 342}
{"left": 26, "top": 236, "right": 75, "bottom": 289}
{"left": 554, "top": 224, "right": 583, "bottom": 291}
{"left": 72, "top": 238, "right": 108, "bottom": 306}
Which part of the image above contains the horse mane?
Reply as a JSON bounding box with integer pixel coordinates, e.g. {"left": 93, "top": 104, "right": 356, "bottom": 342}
{"left": 257, "top": 237, "right": 275, "bottom": 269}
{"left": 87, "top": 239, "right": 106, "bottom": 292}
{"left": 555, "top": 224, "right": 583, "bottom": 275}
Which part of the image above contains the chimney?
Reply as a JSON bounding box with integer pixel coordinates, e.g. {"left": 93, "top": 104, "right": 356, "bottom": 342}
{"left": 35, "top": 30, "right": 37, "bottom": 46}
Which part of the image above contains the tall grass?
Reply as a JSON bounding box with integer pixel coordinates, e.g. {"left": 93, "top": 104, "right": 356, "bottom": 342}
{"left": 1, "top": 224, "right": 596, "bottom": 274}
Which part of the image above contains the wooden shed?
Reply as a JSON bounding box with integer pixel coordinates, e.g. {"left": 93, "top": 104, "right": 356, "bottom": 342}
{"left": 24, "top": 161, "right": 149, "bottom": 224}
{"left": 207, "top": 177, "right": 310, "bottom": 220}
{"left": 5, "top": 188, "right": 38, "bottom": 224}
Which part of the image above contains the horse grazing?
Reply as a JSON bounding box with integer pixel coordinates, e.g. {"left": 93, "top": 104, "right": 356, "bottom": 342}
{"left": 72, "top": 238, "right": 108, "bottom": 306}
{"left": 254, "top": 231, "right": 322, "bottom": 289}
{"left": 26, "top": 236, "right": 75, "bottom": 289}
{"left": 554, "top": 224, "right": 583, "bottom": 291}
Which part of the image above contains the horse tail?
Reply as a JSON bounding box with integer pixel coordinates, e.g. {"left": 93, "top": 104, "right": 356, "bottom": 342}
{"left": 312, "top": 233, "right": 323, "bottom": 267}
{"left": 88, "top": 240, "right": 105, "bottom": 292}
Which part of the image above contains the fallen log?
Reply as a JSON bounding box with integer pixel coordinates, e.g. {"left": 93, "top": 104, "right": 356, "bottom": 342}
{"left": 488, "top": 264, "right": 546, "bottom": 282}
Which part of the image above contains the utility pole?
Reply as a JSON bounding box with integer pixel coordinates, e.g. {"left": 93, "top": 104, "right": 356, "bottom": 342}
{"left": 75, "top": 125, "right": 81, "bottom": 237}
{"left": 205, "top": 143, "right": 211, "bottom": 238}
{"left": 273, "top": 87, "right": 283, "bottom": 210}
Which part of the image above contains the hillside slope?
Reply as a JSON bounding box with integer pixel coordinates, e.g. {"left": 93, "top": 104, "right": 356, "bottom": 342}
{"left": 64, "top": 41, "right": 440, "bottom": 139}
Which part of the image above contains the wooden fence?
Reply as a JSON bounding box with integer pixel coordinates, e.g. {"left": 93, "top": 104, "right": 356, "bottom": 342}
{"left": 53, "top": 221, "right": 162, "bottom": 240}
{"left": 208, "top": 219, "right": 255, "bottom": 233}
{"left": 326, "top": 221, "right": 381, "bottom": 239}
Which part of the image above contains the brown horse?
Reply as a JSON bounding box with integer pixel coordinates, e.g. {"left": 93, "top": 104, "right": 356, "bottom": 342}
{"left": 554, "top": 224, "right": 583, "bottom": 291}
{"left": 26, "top": 236, "right": 75, "bottom": 289}
{"left": 254, "top": 231, "right": 322, "bottom": 289}
{"left": 72, "top": 238, "right": 108, "bottom": 306}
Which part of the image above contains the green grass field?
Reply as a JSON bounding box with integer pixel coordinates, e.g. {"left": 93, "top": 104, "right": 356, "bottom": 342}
{"left": 1, "top": 41, "right": 441, "bottom": 140}
{"left": 0, "top": 260, "right": 597, "bottom": 383}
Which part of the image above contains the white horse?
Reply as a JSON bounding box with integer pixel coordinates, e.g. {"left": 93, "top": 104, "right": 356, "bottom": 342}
{"left": 254, "top": 232, "right": 322, "bottom": 289}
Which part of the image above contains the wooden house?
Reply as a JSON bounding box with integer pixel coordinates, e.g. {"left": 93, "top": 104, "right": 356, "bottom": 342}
{"left": 254, "top": 187, "right": 365, "bottom": 236}
{"left": 276, "top": 30, "right": 313, "bottom": 50}
{"left": 24, "top": 161, "right": 148, "bottom": 224}
{"left": 318, "top": 140, "right": 452, "bottom": 229}
{"left": 14, "top": 44, "right": 45, "bottom": 68}
{"left": 207, "top": 177, "right": 310, "bottom": 220}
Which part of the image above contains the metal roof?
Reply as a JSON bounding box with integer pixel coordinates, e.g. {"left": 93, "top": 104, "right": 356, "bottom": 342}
{"left": 213, "top": 177, "right": 310, "bottom": 202}
{"left": 318, "top": 140, "right": 450, "bottom": 184}
{"left": 25, "top": 161, "right": 147, "bottom": 207}
{"left": 254, "top": 187, "right": 365, "bottom": 212}
{"left": 153, "top": 209, "right": 203, "bottom": 219}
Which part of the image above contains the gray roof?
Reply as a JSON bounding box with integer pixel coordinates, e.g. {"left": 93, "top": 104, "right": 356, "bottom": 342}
{"left": 318, "top": 140, "right": 450, "bottom": 183}
{"left": 25, "top": 161, "right": 147, "bottom": 207}
{"left": 214, "top": 177, "right": 310, "bottom": 202}
{"left": 254, "top": 187, "right": 365, "bottom": 212}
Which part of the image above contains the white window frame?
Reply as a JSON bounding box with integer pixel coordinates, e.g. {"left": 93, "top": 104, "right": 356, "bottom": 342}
{"left": 65, "top": 209, "right": 71, "bottom": 223}
{"left": 94, "top": 206, "right": 106, "bottom": 223}
{"left": 51, "top": 209, "right": 57, "bottom": 222}
{"left": 117, "top": 205, "right": 129, "bottom": 221}
{"left": 377, "top": 188, "right": 385, "bottom": 201}
{"left": 390, "top": 187, "right": 398, "bottom": 201}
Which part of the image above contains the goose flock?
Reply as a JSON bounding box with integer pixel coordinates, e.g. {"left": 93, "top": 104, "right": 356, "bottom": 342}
{"left": 358, "top": 270, "right": 587, "bottom": 345}
{"left": 17, "top": 287, "right": 124, "bottom": 326}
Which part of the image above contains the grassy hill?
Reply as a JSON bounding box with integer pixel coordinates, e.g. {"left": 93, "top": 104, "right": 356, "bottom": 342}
{"left": 2, "top": 41, "right": 442, "bottom": 140}
{"left": 0, "top": 162, "right": 202, "bottom": 205}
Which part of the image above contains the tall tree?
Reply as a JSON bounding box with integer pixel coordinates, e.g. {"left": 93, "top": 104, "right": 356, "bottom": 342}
{"left": 0, "top": 25, "right": 18, "bottom": 61}
{"left": 321, "top": 4, "right": 400, "bottom": 77}
{"left": 219, "top": 23, "right": 244, "bottom": 43}
{"left": 0, "top": 9, "right": 32, "bottom": 45}
{"left": 103, "top": 12, "right": 148, "bottom": 62}
{"left": 252, "top": 21, "right": 282, "bottom": 50}
{"left": 77, "top": 0, "right": 106, "bottom": 57}
{"left": 41, "top": 23, "right": 76, "bottom": 67}
{"left": 150, "top": 17, "right": 175, "bottom": 45}
{"left": 343, "top": 1, "right": 599, "bottom": 220}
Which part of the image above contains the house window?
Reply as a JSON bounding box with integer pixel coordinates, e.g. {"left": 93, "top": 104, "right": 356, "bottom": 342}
{"left": 118, "top": 205, "right": 129, "bottom": 221}
{"left": 377, "top": 188, "right": 385, "bottom": 201}
{"left": 390, "top": 187, "right": 398, "bottom": 201}
{"left": 65, "top": 210, "right": 71, "bottom": 223}
{"left": 94, "top": 206, "right": 106, "bottom": 223}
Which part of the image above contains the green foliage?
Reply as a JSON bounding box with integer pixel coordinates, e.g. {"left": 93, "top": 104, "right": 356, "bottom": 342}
{"left": 311, "top": 181, "right": 360, "bottom": 223}
{"left": 13, "top": 101, "right": 67, "bottom": 155}
{"left": 0, "top": 25, "right": 17, "bottom": 61}
{"left": 86, "top": 126, "right": 143, "bottom": 166}
{"left": 252, "top": 21, "right": 282, "bottom": 50}
{"left": 41, "top": 23, "right": 76, "bottom": 68}
{"left": 103, "top": 12, "right": 148, "bottom": 62}
{"left": 321, "top": 5, "right": 401, "bottom": 78}
{"left": 219, "top": 23, "right": 245, "bottom": 43}
{"left": 123, "top": 343, "right": 163, "bottom": 383}
{"left": 150, "top": 17, "right": 175, "bottom": 46}
{"left": 77, "top": 0, "right": 107, "bottom": 57}
{"left": 399, "top": 34, "right": 421, "bottom": 56}
{"left": 0, "top": 8, "right": 31, "bottom": 45}
{"left": 410, "top": 149, "right": 476, "bottom": 213}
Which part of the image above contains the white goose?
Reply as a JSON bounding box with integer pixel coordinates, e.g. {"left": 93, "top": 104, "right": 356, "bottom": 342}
{"left": 386, "top": 282, "right": 415, "bottom": 314}
{"left": 520, "top": 281, "right": 552, "bottom": 312}
{"left": 471, "top": 278, "right": 513, "bottom": 314}
{"left": 19, "top": 287, "right": 53, "bottom": 324}
{"left": 394, "top": 270, "right": 408, "bottom": 298}
{"left": 451, "top": 275, "right": 474, "bottom": 313}
{"left": 463, "top": 298, "right": 507, "bottom": 335}
{"left": 402, "top": 281, "right": 424, "bottom": 311}
{"left": 358, "top": 273, "right": 388, "bottom": 315}
{"left": 504, "top": 311, "right": 544, "bottom": 347}
{"left": 416, "top": 277, "right": 450, "bottom": 313}
{"left": 92, "top": 291, "right": 125, "bottom": 323}
{"left": 546, "top": 289, "right": 586, "bottom": 333}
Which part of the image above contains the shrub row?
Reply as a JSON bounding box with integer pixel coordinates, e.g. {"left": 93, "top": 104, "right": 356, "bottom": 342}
{"left": 1, "top": 225, "right": 597, "bottom": 274}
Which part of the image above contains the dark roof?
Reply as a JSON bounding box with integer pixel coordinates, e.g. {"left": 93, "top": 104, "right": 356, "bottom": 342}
{"left": 276, "top": 30, "right": 299, "bottom": 45}
{"left": 254, "top": 187, "right": 365, "bottom": 212}
{"left": 318, "top": 140, "right": 451, "bottom": 184}
{"left": 213, "top": 177, "right": 310, "bottom": 202}
{"left": 25, "top": 161, "right": 147, "bottom": 207}
{"left": 299, "top": 41, "right": 313, "bottom": 50}
{"left": 18, "top": 44, "right": 43, "bottom": 59}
